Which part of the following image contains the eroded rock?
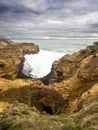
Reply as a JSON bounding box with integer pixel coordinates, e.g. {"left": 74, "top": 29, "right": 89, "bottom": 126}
{"left": 29, "top": 88, "right": 66, "bottom": 114}
{"left": 0, "top": 40, "right": 98, "bottom": 116}
{"left": 0, "top": 78, "right": 65, "bottom": 114}
{"left": 0, "top": 39, "right": 39, "bottom": 79}
{"left": 45, "top": 43, "right": 98, "bottom": 113}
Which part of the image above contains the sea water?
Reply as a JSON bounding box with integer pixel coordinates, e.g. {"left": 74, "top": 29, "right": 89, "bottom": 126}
{"left": 13, "top": 39, "right": 98, "bottom": 78}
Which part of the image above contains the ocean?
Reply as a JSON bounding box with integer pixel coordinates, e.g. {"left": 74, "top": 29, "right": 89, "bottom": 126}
{"left": 13, "top": 39, "right": 98, "bottom": 78}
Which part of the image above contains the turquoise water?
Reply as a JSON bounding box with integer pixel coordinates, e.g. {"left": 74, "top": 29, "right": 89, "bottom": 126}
{"left": 13, "top": 39, "right": 98, "bottom": 54}
{"left": 13, "top": 38, "right": 98, "bottom": 77}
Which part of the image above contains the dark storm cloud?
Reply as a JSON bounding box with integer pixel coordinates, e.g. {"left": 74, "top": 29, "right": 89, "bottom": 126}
{"left": 0, "top": 2, "right": 40, "bottom": 15}
{"left": 0, "top": 4, "right": 11, "bottom": 13}
{"left": 0, "top": 0, "right": 98, "bottom": 39}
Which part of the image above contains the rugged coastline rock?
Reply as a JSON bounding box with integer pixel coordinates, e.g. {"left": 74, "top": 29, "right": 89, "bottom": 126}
{"left": 0, "top": 39, "right": 39, "bottom": 79}
{"left": 0, "top": 39, "right": 65, "bottom": 115}
{"left": 0, "top": 40, "right": 98, "bottom": 129}
{"left": 48, "top": 43, "right": 98, "bottom": 83}
{"left": 46, "top": 42, "right": 98, "bottom": 113}
{"left": 0, "top": 77, "right": 65, "bottom": 115}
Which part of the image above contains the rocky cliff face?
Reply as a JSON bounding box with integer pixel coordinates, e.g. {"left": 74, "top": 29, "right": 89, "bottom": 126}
{"left": 0, "top": 39, "right": 65, "bottom": 115}
{"left": 0, "top": 39, "right": 39, "bottom": 79}
{"left": 48, "top": 43, "right": 98, "bottom": 83}
{"left": 0, "top": 40, "right": 98, "bottom": 129}
{"left": 46, "top": 42, "right": 98, "bottom": 113}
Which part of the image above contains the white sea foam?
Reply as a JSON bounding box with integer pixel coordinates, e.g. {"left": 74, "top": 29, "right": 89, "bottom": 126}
{"left": 22, "top": 50, "right": 65, "bottom": 78}
{"left": 20, "top": 39, "right": 95, "bottom": 78}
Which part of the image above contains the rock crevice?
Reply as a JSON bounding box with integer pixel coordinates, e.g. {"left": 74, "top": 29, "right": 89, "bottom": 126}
{"left": 0, "top": 40, "right": 98, "bottom": 116}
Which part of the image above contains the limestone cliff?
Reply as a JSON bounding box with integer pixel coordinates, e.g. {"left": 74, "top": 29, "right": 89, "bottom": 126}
{"left": 0, "top": 39, "right": 39, "bottom": 79}
{"left": 48, "top": 43, "right": 98, "bottom": 83}
{"left": 0, "top": 39, "right": 65, "bottom": 115}
{"left": 46, "top": 42, "right": 98, "bottom": 113}
{"left": 0, "top": 40, "right": 98, "bottom": 129}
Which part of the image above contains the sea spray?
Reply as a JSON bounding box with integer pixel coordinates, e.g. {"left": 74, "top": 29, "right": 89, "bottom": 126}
{"left": 22, "top": 50, "right": 65, "bottom": 78}
{"left": 20, "top": 39, "right": 95, "bottom": 78}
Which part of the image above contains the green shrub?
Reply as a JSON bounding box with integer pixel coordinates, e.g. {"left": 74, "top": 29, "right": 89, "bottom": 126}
{"left": 62, "top": 124, "right": 82, "bottom": 130}
{"left": 8, "top": 119, "right": 33, "bottom": 130}
{"left": 1, "top": 117, "right": 15, "bottom": 130}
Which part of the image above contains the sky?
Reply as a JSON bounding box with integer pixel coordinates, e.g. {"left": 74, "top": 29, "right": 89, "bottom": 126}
{"left": 0, "top": 0, "right": 98, "bottom": 39}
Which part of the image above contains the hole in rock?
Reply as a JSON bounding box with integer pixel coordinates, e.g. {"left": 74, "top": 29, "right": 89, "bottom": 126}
{"left": 42, "top": 105, "right": 53, "bottom": 115}
{"left": 0, "top": 64, "right": 5, "bottom": 68}
{"left": 29, "top": 88, "right": 65, "bottom": 115}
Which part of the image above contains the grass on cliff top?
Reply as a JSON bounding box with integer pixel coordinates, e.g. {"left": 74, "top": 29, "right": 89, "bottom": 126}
{"left": 1, "top": 101, "right": 97, "bottom": 130}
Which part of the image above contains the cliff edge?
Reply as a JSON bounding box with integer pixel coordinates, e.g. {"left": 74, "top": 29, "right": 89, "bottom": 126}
{"left": 0, "top": 39, "right": 39, "bottom": 79}
{"left": 0, "top": 40, "right": 98, "bottom": 130}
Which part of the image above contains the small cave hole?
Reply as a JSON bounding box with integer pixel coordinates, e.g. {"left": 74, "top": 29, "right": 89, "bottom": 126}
{"left": 0, "top": 64, "right": 5, "bottom": 68}
{"left": 57, "top": 71, "right": 63, "bottom": 77}
{"left": 42, "top": 105, "right": 53, "bottom": 115}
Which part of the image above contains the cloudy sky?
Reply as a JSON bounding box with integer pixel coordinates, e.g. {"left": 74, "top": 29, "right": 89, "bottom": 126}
{"left": 0, "top": 0, "right": 98, "bottom": 39}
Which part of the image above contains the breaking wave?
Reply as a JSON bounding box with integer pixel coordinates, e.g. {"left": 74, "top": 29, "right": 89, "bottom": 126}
{"left": 22, "top": 50, "right": 65, "bottom": 78}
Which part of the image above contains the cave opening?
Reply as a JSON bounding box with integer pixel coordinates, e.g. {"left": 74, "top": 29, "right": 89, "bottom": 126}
{"left": 42, "top": 105, "right": 53, "bottom": 115}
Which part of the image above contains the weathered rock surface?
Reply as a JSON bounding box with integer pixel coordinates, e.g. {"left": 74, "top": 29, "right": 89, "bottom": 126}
{"left": 29, "top": 88, "right": 65, "bottom": 114}
{"left": 48, "top": 43, "right": 98, "bottom": 83}
{"left": 0, "top": 40, "right": 98, "bottom": 129}
{"left": 0, "top": 39, "right": 39, "bottom": 79}
{"left": 0, "top": 78, "right": 44, "bottom": 103}
{"left": 0, "top": 77, "right": 65, "bottom": 115}
{"left": 0, "top": 40, "right": 98, "bottom": 117}
{"left": 0, "top": 39, "right": 65, "bottom": 115}
{"left": 45, "top": 42, "right": 98, "bottom": 113}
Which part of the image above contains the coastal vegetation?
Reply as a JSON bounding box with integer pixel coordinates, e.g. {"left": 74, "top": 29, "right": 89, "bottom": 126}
{"left": 0, "top": 39, "right": 98, "bottom": 130}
